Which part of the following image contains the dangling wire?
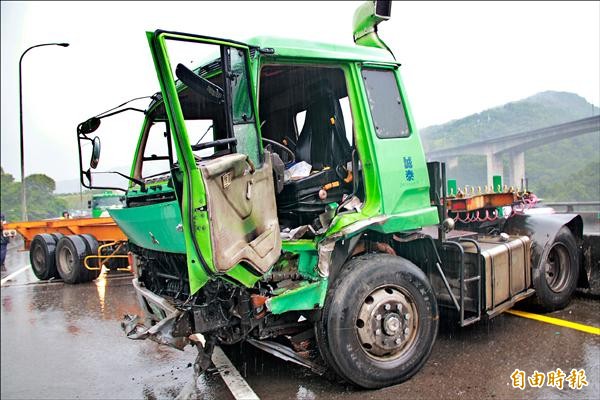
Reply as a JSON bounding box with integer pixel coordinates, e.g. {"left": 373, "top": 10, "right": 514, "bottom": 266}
{"left": 95, "top": 95, "right": 155, "bottom": 118}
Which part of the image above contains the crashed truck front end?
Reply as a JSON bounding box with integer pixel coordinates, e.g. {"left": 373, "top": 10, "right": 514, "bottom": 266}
{"left": 118, "top": 29, "right": 337, "bottom": 376}
{"left": 122, "top": 239, "right": 330, "bottom": 375}
{"left": 119, "top": 2, "right": 437, "bottom": 383}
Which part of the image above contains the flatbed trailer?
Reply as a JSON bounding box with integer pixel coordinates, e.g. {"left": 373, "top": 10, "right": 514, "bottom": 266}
{"left": 4, "top": 217, "right": 130, "bottom": 283}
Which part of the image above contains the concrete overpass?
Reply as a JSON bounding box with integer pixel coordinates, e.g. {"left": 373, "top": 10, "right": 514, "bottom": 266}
{"left": 426, "top": 115, "right": 600, "bottom": 186}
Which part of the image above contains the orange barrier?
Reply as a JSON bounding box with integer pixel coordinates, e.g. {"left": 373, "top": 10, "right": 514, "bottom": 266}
{"left": 4, "top": 217, "right": 127, "bottom": 250}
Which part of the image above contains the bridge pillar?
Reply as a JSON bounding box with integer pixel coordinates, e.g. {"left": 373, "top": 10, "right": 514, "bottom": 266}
{"left": 486, "top": 152, "right": 503, "bottom": 186}
{"left": 445, "top": 156, "right": 459, "bottom": 177}
{"left": 446, "top": 157, "right": 459, "bottom": 169}
{"left": 508, "top": 151, "right": 525, "bottom": 189}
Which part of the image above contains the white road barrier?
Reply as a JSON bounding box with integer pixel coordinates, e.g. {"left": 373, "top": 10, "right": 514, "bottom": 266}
{"left": 212, "top": 346, "right": 260, "bottom": 400}
{"left": 1, "top": 265, "right": 31, "bottom": 286}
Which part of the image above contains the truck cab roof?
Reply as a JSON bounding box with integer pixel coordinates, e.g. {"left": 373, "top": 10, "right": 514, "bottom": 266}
{"left": 246, "top": 35, "right": 398, "bottom": 64}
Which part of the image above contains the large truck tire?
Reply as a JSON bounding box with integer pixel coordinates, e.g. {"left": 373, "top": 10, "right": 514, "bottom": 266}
{"left": 78, "top": 234, "right": 102, "bottom": 281}
{"left": 29, "top": 233, "right": 62, "bottom": 280}
{"left": 55, "top": 235, "right": 100, "bottom": 284}
{"left": 317, "top": 254, "right": 438, "bottom": 389}
{"left": 532, "top": 227, "right": 579, "bottom": 311}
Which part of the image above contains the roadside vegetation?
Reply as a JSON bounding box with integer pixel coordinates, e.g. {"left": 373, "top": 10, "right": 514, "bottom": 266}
{"left": 1, "top": 91, "right": 598, "bottom": 222}
{"left": 421, "top": 91, "right": 600, "bottom": 201}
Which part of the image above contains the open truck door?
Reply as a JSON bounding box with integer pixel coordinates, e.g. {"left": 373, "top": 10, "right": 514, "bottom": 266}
{"left": 147, "top": 31, "right": 281, "bottom": 295}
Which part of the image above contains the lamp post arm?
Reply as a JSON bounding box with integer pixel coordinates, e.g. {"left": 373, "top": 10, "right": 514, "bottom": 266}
{"left": 18, "top": 42, "right": 69, "bottom": 221}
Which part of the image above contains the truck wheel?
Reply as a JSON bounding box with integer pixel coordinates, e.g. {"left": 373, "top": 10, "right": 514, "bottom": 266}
{"left": 55, "top": 235, "right": 99, "bottom": 284}
{"left": 317, "top": 254, "right": 438, "bottom": 389}
{"left": 78, "top": 234, "right": 102, "bottom": 281}
{"left": 50, "top": 232, "right": 65, "bottom": 244}
{"left": 30, "top": 234, "right": 61, "bottom": 280}
{"left": 533, "top": 227, "right": 579, "bottom": 311}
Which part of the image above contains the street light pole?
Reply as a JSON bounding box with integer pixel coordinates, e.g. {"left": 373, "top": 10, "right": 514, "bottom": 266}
{"left": 19, "top": 42, "right": 69, "bottom": 221}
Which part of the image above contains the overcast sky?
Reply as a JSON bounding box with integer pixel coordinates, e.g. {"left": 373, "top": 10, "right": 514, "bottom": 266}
{"left": 1, "top": 1, "right": 599, "bottom": 183}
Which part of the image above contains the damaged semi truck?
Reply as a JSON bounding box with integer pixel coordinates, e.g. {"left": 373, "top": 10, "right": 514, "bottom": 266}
{"left": 76, "top": 1, "right": 596, "bottom": 389}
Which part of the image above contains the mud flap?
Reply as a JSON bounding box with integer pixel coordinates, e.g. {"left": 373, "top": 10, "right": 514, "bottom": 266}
{"left": 582, "top": 233, "right": 600, "bottom": 293}
{"left": 503, "top": 213, "right": 584, "bottom": 286}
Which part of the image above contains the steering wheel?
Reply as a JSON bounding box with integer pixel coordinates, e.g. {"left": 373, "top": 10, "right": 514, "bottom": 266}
{"left": 262, "top": 138, "right": 295, "bottom": 164}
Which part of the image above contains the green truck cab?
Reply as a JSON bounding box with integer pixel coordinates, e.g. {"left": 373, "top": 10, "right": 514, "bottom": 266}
{"left": 77, "top": 1, "right": 588, "bottom": 389}
{"left": 88, "top": 191, "right": 125, "bottom": 218}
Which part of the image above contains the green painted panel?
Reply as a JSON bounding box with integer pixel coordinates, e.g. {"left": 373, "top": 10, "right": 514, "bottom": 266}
{"left": 109, "top": 200, "right": 186, "bottom": 254}
{"left": 375, "top": 207, "right": 440, "bottom": 234}
{"left": 246, "top": 36, "right": 395, "bottom": 64}
{"left": 448, "top": 179, "right": 458, "bottom": 197}
{"left": 267, "top": 279, "right": 328, "bottom": 315}
{"left": 282, "top": 239, "right": 317, "bottom": 252}
{"left": 226, "top": 264, "right": 262, "bottom": 288}
{"left": 298, "top": 252, "right": 318, "bottom": 279}
{"left": 493, "top": 175, "right": 503, "bottom": 193}
{"left": 281, "top": 240, "right": 319, "bottom": 278}
{"left": 364, "top": 68, "right": 435, "bottom": 218}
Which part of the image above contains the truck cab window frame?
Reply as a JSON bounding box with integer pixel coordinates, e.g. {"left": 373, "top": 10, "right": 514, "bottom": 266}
{"left": 361, "top": 67, "right": 411, "bottom": 139}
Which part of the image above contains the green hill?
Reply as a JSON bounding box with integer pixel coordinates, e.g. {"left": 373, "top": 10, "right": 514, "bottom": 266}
{"left": 420, "top": 91, "right": 600, "bottom": 201}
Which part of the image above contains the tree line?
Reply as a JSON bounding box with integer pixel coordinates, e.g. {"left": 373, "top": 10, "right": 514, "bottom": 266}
{"left": 1, "top": 167, "right": 68, "bottom": 222}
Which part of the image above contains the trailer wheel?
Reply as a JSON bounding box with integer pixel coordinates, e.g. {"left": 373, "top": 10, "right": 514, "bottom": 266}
{"left": 50, "top": 232, "right": 65, "bottom": 245}
{"left": 78, "top": 234, "right": 102, "bottom": 281}
{"left": 533, "top": 227, "right": 579, "bottom": 311}
{"left": 29, "top": 234, "right": 61, "bottom": 280}
{"left": 55, "top": 235, "right": 99, "bottom": 284}
{"left": 317, "top": 254, "right": 438, "bottom": 389}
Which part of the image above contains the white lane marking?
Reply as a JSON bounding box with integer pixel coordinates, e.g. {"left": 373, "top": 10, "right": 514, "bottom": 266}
{"left": 212, "top": 346, "right": 260, "bottom": 400}
{"left": 2, "top": 280, "right": 63, "bottom": 289}
{"left": 1, "top": 265, "right": 31, "bottom": 286}
{"left": 174, "top": 377, "right": 198, "bottom": 400}
{"left": 2, "top": 271, "right": 132, "bottom": 288}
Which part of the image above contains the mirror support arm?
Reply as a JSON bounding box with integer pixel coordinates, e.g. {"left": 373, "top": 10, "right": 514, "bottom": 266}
{"left": 97, "top": 107, "right": 146, "bottom": 119}
{"left": 108, "top": 171, "right": 147, "bottom": 192}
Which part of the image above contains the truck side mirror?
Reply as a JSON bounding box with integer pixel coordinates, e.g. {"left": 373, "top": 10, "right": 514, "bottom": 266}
{"left": 78, "top": 117, "right": 101, "bottom": 135}
{"left": 352, "top": 0, "right": 393, "bottom": 51}
{"left": 375, "top": 0, "right": 392, "bottom": 18}
{"left": 87, "top": 200, "right": 92, "bottom": 209}
{"left": 90, "top": 136, "right": 101, "bottom": 169}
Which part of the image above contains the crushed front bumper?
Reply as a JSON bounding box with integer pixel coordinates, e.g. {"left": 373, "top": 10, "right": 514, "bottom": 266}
{"left": 121, "top": 278, "right": 190, "bottom": 350}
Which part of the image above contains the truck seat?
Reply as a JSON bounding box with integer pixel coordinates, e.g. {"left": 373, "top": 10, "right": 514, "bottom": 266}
{"left": 295, "top": 92, "right": 352, "bottom": 170}
{"left": 277, "top": 92, "right": 353, "bottom": 227}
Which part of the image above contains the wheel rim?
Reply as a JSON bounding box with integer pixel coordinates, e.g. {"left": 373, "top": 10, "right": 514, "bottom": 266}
{"left": 58, "top": 245, "right": 75, "bottom": 274}
{"left": 544, "top": 243, "right": 571, "bottom": 293}
{"left": 356, "top": 285, "right": 419, "bottom": 361}
{"left": 32, "top": 245, "right": 45, "bottom": 271}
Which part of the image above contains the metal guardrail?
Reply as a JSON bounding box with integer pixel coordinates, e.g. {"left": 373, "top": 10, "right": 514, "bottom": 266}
{"left": 540, "top": 201, "right": 600, "bottom": 235}
{"left": 541, "top": 201, "right": 600, "bottom": 213}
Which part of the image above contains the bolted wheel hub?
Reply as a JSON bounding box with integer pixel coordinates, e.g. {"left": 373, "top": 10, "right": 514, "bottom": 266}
{"left": 59, "top": 246, "right": 75, "bottom": 274}
{"left": 545, "top": 243, "right": 571, "bottom": 293}
{"left": 356, "top": 286, "right": 418, "bottom": 360}
{"left": 383, "top": 314, "right": 401, "bottom": 335}
{"left": 33, "top": 246, "right": 45, "bottom": 267}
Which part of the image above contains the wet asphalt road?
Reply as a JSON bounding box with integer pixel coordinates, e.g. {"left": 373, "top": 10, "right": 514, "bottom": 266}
{"left": 1, "top": 241, "right": 599, "bottom": 400}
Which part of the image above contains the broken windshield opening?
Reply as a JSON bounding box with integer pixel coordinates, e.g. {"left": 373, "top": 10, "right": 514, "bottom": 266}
{"left": 151, "top": 38, "right": 261, "bottom": 167}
